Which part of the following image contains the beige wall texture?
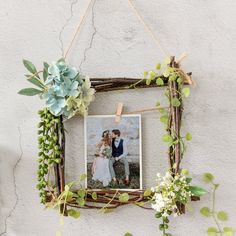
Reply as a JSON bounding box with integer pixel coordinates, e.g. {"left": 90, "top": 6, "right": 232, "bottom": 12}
{"left": 0, "top": 1, "right": 236, "bottom": 235}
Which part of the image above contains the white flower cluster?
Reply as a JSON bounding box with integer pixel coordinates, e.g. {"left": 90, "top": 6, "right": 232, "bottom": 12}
{"left": 151, "top": 171, "right": 192, "bottom": 217}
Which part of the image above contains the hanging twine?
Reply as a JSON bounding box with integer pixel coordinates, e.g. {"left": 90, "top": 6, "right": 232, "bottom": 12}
{"left": 63, "top": 0, "right": 170, "bottom": 60}
{"left": 64, "top": 0, "right": 95, "bottom": 59}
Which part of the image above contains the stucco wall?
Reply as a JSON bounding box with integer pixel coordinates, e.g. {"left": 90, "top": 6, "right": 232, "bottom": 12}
{"left": 0, "top": 1, "right": 236, "bottom": 235}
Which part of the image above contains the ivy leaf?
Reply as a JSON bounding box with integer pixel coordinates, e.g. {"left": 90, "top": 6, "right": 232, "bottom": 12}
{"left": 189, "top": 186, "right": 208, "bottom": 197}
{"left": 162, "top": 134, "right": 173, "bottom": 143}
{"left": 23, "top": 59, "right": 38, "bottom": 75}
{"left": 77, "top": 189, "right": 86, "bottom": 198}
{"left": 119, "top": 193, "right": 129, "bottom": 203}
{"left": 202, "top": 173, "right": 214, "bottom": 183}
{"left": 80, "top": 173, "right": 87, "bottom": 181}
{"left": 143, "top": 71, "right": 148, "bottom": 78}
{"left": 156, "top": 77, "right": 164, "bottom": 86}
{"left": 18, "top": 88, "right": 42, "bottom": 96}
{"left": 223, "top": 227, "right": 234, "bottom": 236}
{"left": 67, "top": 209, "right": 80, "bottom": 219}
{"left": 77, "top": 197, "right": 85, "bottom": 206}
{"left": 207, "top": 227, "right": 217, "bottom": 236}
{"left": 182, "top": 87, "right": 190, "bottom": 97}
{"left": 144, "top": 189, "right": 152, "bottom": 197}
{"left": 160, "top": 115, "right": 168, "bottom": 124}
{"left": 124, "top": 233, "right": 133, "bottom": 236}
{"left": 156, "top": 63, "right": 161, "bottom": 70}
{"left": 92, "top": 192, "right": 97, "bottom": 200}
{"left": 217, "top": 211, "right": 228, "bottom": 221}
{"left": 200, "top": 207, "right": 211, "bottom": 217}
{"left": 185, "top": 133, "right": 192, "bottom": 141}
{"left": 181, "top": 169, "right": 189, "bottom": 175}
{"left": 146, "top": 78, "right": 151, "bottom": 85}
{"left": 171, "top": 98, "right": 181, "bottom": 107}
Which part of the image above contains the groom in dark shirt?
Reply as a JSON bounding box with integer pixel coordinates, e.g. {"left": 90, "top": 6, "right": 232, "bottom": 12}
{"left": 109, "top": 129, "right": 130, "bottom": 185}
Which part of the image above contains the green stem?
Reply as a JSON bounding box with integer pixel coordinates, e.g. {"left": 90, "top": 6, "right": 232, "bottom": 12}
{"left": 211, "top": 183, "right": 223, "bottom": 235}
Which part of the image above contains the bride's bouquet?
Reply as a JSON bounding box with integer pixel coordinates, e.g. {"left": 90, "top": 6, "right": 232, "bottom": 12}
{"left": 102, "top": 147, "right": 112, "bottom": 159}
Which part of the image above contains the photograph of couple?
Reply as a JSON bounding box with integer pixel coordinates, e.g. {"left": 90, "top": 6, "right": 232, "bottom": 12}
{"left": 85, "top": 115, "right": 142, "bottom": 190}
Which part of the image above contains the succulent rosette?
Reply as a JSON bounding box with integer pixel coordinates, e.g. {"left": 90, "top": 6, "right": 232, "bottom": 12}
{"left": 19, "top": 58, "right": 95, "bottom": 119}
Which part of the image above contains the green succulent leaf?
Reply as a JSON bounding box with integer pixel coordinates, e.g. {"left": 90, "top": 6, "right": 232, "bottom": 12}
{"left": 181, "top": 169, "right": 189, "bottom": 175}
{"left": 171, "top": 98, "right": 181, "bottom": 107}
{"left": 124, "top": 233, "right": 133, "bottom": 236}
{"left": 143, "top": 71, "right": 148, "bottom": 78}
{"left": 189, "top": 186, "right": 207, "bottom": 197}
{"left": 119, "top": 193, "right": 129, "bottom": 203}
{"left": 23, "top": 59, "right": 38, "bottom": 75}
{"left": 164, "top": 57, "right": 171, "bottom": 65}
{"left": 77, "top": 197, "right": 85, "bottom": 206}
{"left": 217, "top": 211, "right": 228, "bottom": 221}
{"left": 18, "top": 88, "right": 42, "bottom": 96}
{"left": 67, "top": 209, "right": 80, "bottom": 219}
{"left": 77, "top": 188, "right": 86, "bottom": 198}
{"left": 146, "top": 78, "right": 151, "bottom": 85}
{"left": 223, "top": 227, "right": 234, "bottom": 236}
{"left": 185, "top": 133, "right": 192, "bottom": 141}
{"left": 182, "top": 87, "right": 190, "bottom": 97}
{"left": 156, "top": 77, "right": 164, "bottom": 86}
{"left": 207, "top": 227, "right": 217, "bottom": 236}
{"left": 200, "top": 207, "right": 211, "bottom": 217}
{"left": 202, "top": 173, "right": 214, "bottom": 183}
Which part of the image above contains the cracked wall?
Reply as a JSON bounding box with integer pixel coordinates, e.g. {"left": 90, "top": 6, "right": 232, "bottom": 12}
{"left": 1, "top": 1, "right": 236, "bottom": 236}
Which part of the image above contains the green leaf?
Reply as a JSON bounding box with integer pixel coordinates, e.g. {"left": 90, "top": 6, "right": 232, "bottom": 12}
{"left": 177, "top": 77, "right": 183, "bottom": 84}
{"left": 143, "top": 71, "right": 148, "bottom": 78}
{"left": 67, "top": 209, "right": 80, "bottom": 219}
{"left": 26, "top": 76, "right": 45, "bottom": 89}
{"left": 189, "top": 186, "right": 208, "bottom": 197}
{"left": 200, "top": 207, "right": 211, "bottom": 217}
{"left": 156, "top": 77, "right": 164, "bottom": 86}
{"left": 119, "top": 193, "right": 129, "bottom": 203}
{"left": 43, "top": 62, "right": 49, "bottom": 81}
{"left": 186, "top": 177, "right": 192, "bottom": 184}
{"left": 185, "top": 133, "right": 192, "bottom": 141}
{"left": 77, "top": 189, "right": 86, "bottom": 198}
{"left": 124, "top": 233, "right": 133, "bottom": 236}
{"left": 160, "top": 115, "right": 168, "bottom": 124}
{"left": 169, "top": 73, "right": 177, "bottom": 81}
{"left": 146, "top": 78, "right": 151, "bottom": 85}
{"left": 182, "top": 87, "right": 190, "bottom": 97}
{"left": 223, "top": 227, "right": 234, "bottom": 236}
{"left": 92, "top": 192, "right": 97, "bottom": 200}
{"left": 156, "top": 63, "right": 161, "bottom": 70}
{"left": 162, "top": 134, "right": 173, "bottom": 143}
{"left": 207, "top": 227, "right": 217, "bottom": 236}
{"left": 23, "top": 59, "right": 37, "bottom": 75}
{"left": 171, "top": 98, "right": 181, "bottom": 107}
{"left": 80, "top": 173, "right": 87, "bottom": 181}
{"left": 77, "top": 197, "right": 85, "bottom": 206}
{"left": 164, "top": 57, "right": 171, "bottom": 65}
{"left": 217, "top": 211, "right": 228, "bottom": 221}
{"left": 202, "top": 173, "right": 214, "bottom": 183}
{"left": 156, "top": 101, "right": 161, "bottom": 107}
{"left": 149, "top": 71, "right": 156, "bottom": 80}
{"left": 181, "top": 169, "right": 189, "bottom": 175}
{"left": 144, "top": 189, "right": 152, "bottom": 197}
{"left": 18, "top": 88, "right": 42, "bottom": 96}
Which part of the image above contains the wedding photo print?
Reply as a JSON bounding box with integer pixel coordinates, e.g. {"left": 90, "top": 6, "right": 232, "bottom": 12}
{"left": 85, "top": 115, "right": 142, "bottom": 190}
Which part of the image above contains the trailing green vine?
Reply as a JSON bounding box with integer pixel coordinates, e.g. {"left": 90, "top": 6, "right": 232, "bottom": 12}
{"left": 200, "top": 173, "right": 234, "bottom": 236}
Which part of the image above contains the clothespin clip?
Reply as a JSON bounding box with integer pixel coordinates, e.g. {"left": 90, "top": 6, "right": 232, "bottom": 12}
{"left": 115, "top": 102, "right": 123, "bottom": 123}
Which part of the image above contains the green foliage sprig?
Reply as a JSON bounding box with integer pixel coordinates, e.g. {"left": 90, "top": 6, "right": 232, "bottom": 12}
{"left": 200, "top": 173, "right": 234, "bottom": 236}
{"left": 37, "top": 108, "right": 61, "bottom": 203}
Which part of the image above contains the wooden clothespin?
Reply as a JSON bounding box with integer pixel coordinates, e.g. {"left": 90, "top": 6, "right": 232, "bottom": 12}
{"left": 115, "top": 102, "right": 123, "bottom": 123}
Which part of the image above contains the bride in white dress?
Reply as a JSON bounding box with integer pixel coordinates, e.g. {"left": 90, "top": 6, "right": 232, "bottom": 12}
{"left": 92, "top": 130, "right": 112, "bottom": 187}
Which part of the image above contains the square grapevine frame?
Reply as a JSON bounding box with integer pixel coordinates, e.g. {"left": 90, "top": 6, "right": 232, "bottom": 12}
{"left": 39, "top": 56, "right": 198, "bottom": 216}
{"left": 19, "top": 55, "right": 205, "bottom": 234}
